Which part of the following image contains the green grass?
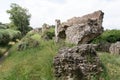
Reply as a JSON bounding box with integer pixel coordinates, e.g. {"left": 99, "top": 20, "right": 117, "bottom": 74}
{"left": 1, "top": 42, "right": 120, "bottom": 80}
{"left": 1, "top": 40, "right": 120, "bottom": 80}
{"left": 0, "top": 40, "right": 58, "bottom": 80}
{"left": 98, "top": 52, "right": 120, "bottom": 80}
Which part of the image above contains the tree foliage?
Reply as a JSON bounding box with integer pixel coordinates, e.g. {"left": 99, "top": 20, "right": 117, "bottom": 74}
{"left": 7, "top": 3, "right": 31, "bottom": 35}
{"left": 0, "top": 22, "right": 8, "bottom": 29}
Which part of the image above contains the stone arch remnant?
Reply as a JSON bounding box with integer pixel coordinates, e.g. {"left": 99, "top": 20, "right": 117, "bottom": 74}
{"left": 55, "top": 10, "right": 104, "bottom": 44}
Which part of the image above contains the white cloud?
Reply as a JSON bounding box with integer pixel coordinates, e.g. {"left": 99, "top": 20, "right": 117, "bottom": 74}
{"left": 0, "top": 0, "right": 120, "bottom": 29}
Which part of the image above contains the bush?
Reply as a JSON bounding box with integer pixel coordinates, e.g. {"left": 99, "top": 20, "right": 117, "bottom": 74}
{"left": 41, "top": 27, "right": 55, "bottom": 40}
{"left": 92, "top": 29, "right": 120, "bottom": 43}
{"left": 0, "top": 23, "right": 8, "bottom": 29}
{"left": 17, "top": 38, "right": 40, "bottom": 51}
{"left": 17, "top": 32, "right": 41, "bottom": 51}
{"left": 0, "top": 29, "right": 21, "bottom": 44}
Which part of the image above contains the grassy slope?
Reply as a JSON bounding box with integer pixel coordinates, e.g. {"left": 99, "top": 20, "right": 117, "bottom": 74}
{"left": 0, "top": 40, "right": 58, "bottom": 80}
{"left": 0, "top": 39, "right": 120, "bottom": 79}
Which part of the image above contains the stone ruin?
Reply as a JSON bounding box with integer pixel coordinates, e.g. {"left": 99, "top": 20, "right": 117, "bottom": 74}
{"left": 53, "top": 11, "right": 105, "bottom": 80}
{"left": 30, "top": 28, "right": 42, "bottom": 33}
{"left": 109, "top": 41, "right": 120, "bottom": 54}
{"left": 42, "top": 23, "right": 50, "bottom": 33}
{"left": 55, "top": 10, "right": 104, "bottom": 44}
{"left": 30, "top": 23, "right": 50, "bottom": 34}
{"left": 97, "top": 42, "right": 111, "bottom": 52}
{"left": 53, "top": 44, "right": 103, "bottom": 80}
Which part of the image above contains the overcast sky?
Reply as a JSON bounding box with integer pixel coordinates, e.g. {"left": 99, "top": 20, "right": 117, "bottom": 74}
{"left": 0, "top": 0, "right": 120, "bottom": 29}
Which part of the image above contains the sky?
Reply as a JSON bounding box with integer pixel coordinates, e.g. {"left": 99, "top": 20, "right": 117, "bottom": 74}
{"left": 0, "top": 0, "right": 120, "bottom": 29}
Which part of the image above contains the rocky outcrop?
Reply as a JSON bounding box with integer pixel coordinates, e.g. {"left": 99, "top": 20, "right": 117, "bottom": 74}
{"left": 97, "top": 42, "right": 111, "bottom": 52}
{"left": 55, "top": 10, "right": 104, "bottom": 44}
{"left": 53, "top": 44, "right": 103, "bottom": 80}
{"left": 109, "top": 42, "right": 120, "bottom": 54}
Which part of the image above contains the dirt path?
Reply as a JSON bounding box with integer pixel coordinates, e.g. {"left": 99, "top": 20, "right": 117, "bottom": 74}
{"left": 0, "top": 51, "right": 9, "bottom": 64}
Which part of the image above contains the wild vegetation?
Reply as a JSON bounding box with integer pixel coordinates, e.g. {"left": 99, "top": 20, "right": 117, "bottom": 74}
{"left": 0, "top": 29, "right": 21, "bottom": 44}
{"left": 0, "top": 3, "right": 32, "bottom": 58}
{"left": 7, "top": 3, "right": 32, "bottom": 35}
{"left": 0, "top": 23, "right": 8, "bottom": 29}
{"left": 92, "top": 29, "right": 120, "bottom": 43}
{"left": 0, "top": 28, "right": 120, "bottom": 80}
{"left": 0, "top": 28, "right": 58, "bottom": 80}
{"left": 0, "top": 28, "right": 20, "bottom": 62}
{"left": 99, "top": 53, "right": 120, "bottom": 80}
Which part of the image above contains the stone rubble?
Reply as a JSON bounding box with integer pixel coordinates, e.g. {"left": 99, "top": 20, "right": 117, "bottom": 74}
{"left": 53, "top": 44, "right": 103, "bottom": 80}
{"left": 109, "top": 41, "right": 120, "bottom": 54}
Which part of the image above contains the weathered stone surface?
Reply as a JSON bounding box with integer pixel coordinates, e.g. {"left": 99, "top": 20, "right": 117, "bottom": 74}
{"left": 97, "top": 42, "right": 111, "bottom": 52}
{"left": 53, "top": 44, "right": 103, "bottom": 80}
{"left": 30, "top": 28, "right": 42, "bottom": 33}
{"left": 55, "top": 19, "right": 67, "bottom": 42}
{"left": 109, "top": 42, "right": 120, "bottom": 54}
{"left": 42, "top": 23, "right": 50, "bottom": 33}
{"left": 55, "top": 10, "right": 104, "bottom": 44}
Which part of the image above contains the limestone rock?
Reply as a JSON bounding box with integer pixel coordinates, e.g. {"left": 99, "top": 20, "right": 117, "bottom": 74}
{"left": 55, "top": 10, "right": 104, "bottom": 44}
{"left": 53, "top": 44, "right": 103, "bottom": 80}
{"left": 109, "top": 42, "right": 120, "bottom": 54}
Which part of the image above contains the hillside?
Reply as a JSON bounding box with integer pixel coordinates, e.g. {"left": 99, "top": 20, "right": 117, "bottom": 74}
{"left": 0, "top": 30, "right": 120, "bottom": 80}
{"left": 0, "top": 39, "right": 57, "bottom": 80}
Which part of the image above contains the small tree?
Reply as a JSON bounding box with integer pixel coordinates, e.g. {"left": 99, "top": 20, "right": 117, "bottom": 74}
{"left": 7, "top": 3, "right": 31, "bottom": 35}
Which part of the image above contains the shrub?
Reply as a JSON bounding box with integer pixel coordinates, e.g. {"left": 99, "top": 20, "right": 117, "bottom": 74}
{"left": 0, "top": 23, "right": 8, "bottom": 29}
{"left": 17, "top": 38, "right": 40, "bottom": 51}
{"left": 17, "top": 32, "right": 41, "bottom": 51}
{"left": 0, "top": 29, "right": 21, "bottom": 44}
{"left": 92, "top": 29, "right": 120, "bottom": 43}
{"left": 41, "top": 27, "right": 55, "bottom": 40}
